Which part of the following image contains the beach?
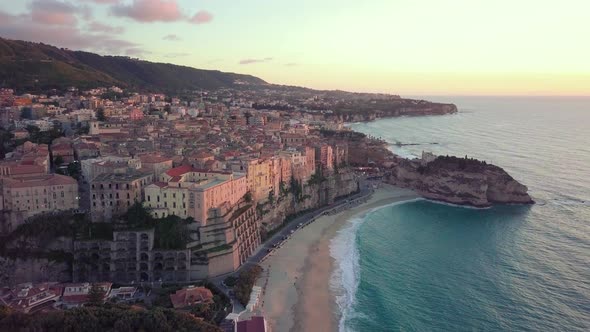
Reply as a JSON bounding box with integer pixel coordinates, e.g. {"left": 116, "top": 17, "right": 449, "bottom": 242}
{"left": 256, "top": 184, "right": 419, "bottom": 332}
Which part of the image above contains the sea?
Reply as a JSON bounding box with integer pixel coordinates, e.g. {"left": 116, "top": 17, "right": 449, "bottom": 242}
{"left": 330, "top": 96, "right": 590, "bottom": 331}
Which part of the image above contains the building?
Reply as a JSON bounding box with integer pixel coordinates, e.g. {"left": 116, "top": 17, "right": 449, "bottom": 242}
{"left": 0, "top": 174, "right": 79, "bottom": 220}
{"left": 237, "top": 316, "right": 269, "bottom": 332}
{"left": 315, "top": 143, "right": 334, "bottom": 172}
{"left": 169, "top": 286, "right": 213, "bottom": 309}
{"left": 81, "top": 156, "right": 141, "bottom": 183}
{"left": 239, "top": 158, "right": 273, "bottom": 203}
{"left": 90, "top": 170, "right": 153, "bottom": 222}
{"left": 51, "top": 141, "right": 75, "bottom": 164}
{"left": 139, "top": 154, "right": 173, "bottom": 179}
{"left": 0, "top": 283, "right": 63, "bottom": 313}
{"left": 61, "top": 282, "right": 112, "bottom": 308}
{"left": 73, "top": 198, "right": 261, "bottom": 282}
{"left": 144, "top": 165, "right": 247, "bottom": 225}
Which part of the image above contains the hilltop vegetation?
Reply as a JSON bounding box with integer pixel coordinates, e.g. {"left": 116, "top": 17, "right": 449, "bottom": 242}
{"left": 0, "top": 37, "right": 266, "bottom": 92}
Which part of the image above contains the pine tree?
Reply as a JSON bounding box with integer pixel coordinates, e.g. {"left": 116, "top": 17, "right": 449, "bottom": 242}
{"left": 87, "top": 284, "right": 104, "bottom": 306}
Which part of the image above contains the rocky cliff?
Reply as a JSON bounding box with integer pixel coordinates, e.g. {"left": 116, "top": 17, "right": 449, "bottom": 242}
{"left": 386, "top": 156, "right": 533, "bottom": 208}
{"left": 260, "top": 169, "right": 359, "bottom": 231}
{"left": 328, "top": 102, "right": 457, "bottom": 123}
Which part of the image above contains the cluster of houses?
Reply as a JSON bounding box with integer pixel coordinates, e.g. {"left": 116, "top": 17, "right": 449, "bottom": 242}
{"left": 1, "top": 85, "right": 358, "bottom": 284}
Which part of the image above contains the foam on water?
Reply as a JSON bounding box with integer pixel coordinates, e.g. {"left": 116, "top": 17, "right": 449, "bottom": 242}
{"left": 330, "top": 199, "right": 423, "bottom": 332}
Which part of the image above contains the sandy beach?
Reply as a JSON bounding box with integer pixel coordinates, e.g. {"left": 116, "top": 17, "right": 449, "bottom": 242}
{"left": 256, "top": 184, "right": 419, "bottom": 332}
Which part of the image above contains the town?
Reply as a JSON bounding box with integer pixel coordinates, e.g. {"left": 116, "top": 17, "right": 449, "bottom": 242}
{"left": 0, "top": 84, "right": 403, "bottom": 331}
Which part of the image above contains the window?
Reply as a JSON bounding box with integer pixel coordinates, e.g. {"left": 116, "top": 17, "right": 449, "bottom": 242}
{"left": 147, "top": 195, "right": 151, "bottom": 202}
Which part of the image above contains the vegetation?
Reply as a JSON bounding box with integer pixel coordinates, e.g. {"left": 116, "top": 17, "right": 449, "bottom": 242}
{"left": 290, "top": 176, "right": 303, "bottom": 202}
{"left": 308, "top": 170, "right": 328, "bottom": 185}
{"left": 0, "top": 37, "right": 265, "bottom": 92}
{"left": 24, "top": 124, "right": 64, "bottom": 145}
{"left": 243, "top": 191, "right": 252, "bottom": 203}
{"left": 59, "top": 161, "right": 82, "bottom": 180}
{"left": 0, "top": 128, "right": 14, "bottom": 158}
{"left": 425, "top": 155, "right": 490, "bottom": 172}
{"left": 233, "top": 265, "right": 263, "bottom": 306}
{"left": 223, "top": 276, "right": 238, "bottom": 287}
{"left": 96, "top": 107, "right": 107, "bottom": 121}
{"left": 0, "top": 303, "right": 222, "bottom": 332}
{"left": 87, "top": 283, "right": 105, "bottom": 306}
{"left": 53, "top": 155, "right": 64, "bottom": 167}
{"left": 116, "top": 203, "right": 193, "bottom": 250}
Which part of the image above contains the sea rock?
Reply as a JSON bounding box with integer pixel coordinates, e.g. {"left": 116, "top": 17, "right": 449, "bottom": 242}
{"left": 387, "top": 156, "right": 534, "bottom": 208}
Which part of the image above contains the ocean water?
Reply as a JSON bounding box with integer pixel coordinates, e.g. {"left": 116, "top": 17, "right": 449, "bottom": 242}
{"left": 331, "top": 97, "right": 590, "bottom": 331}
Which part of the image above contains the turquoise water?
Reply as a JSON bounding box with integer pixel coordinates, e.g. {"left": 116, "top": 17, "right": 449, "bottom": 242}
{"left": 331, "top": 97, "right": 590, "bottom": 331}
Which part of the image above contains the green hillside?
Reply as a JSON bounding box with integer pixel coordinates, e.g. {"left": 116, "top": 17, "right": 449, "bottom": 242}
{"left": 0, "top": 37, "right": 266, "bottom": 92}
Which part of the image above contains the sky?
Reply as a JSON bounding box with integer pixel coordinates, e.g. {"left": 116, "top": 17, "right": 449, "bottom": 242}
{"left": 0, "top": 0, "right": 589, "bottom": 96}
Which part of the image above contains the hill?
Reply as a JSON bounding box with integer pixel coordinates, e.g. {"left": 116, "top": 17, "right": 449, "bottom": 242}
{"left": 0, "top": 37, "right": 266, "bottom": 92}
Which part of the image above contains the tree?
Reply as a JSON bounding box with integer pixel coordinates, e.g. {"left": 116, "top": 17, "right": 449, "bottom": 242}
{"left": 268, "top": 190, "right": 275, "bottom": 205}
{"left": 243, "top": 191, "right": 252, "bottom": 203}
{"left": 53, "top": 155, "right": 64, "bottom": 167}
{"left": 20, "top": 107, "right": 33, "bottom": 119}
{"left": 87, "top": 284, "right": 104, "bottom": 306}
{"left": 96, "top": 108, "right": 106, "bottom": 121}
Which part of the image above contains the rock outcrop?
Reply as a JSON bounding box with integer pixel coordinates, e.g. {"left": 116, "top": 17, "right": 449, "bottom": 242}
{"left": 386, "top": 156, "right": 533, "bottom": 208}
{"left": 327, "top": 102, "right": 458, "bottom": 123}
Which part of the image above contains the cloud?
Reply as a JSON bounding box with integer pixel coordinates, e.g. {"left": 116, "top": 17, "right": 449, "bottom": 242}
{"left": 164, "top": 52, "right": 190, "bottom": 58}
{"left": 111, "top": 0, "right": 182, "bottom": 22}
{"left": 84, "top": 0, "right": 120, "bottom": 3}
{"left": 163, "top": 34, "right": 181, "bottom": 41}
{"left": 88, "top": 21, "right": 125, "bottom": 34}
{"left": 239, "top": 58, "right": 273, "bottom": 65}
{"left": 29, "top": 0, "right": 82, "bottom": 26}
{"left": 189, "top": 10, "right": 213, "bottom": 24}
{"left": 126, "top": 47, "right": 152, "bottom": 56}
{"left": 110, "top": 0, "right": 213, "bottom": 25}
{"left": 0, "top": 10, "right": 141, "bottom": 56}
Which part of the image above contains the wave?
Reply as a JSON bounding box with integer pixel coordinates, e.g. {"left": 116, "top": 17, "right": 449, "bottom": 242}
{"left": 330, "top": 199, "right": 421, "bottom": 332}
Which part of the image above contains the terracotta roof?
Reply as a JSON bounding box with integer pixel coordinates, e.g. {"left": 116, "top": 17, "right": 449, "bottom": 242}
{"left": 169, "top": 286, "right": 213, "bottom": 309}
{"left": 2, "top": 174, "right": 76, "bottom": 188}
{"left": 237, "top": 316, "right": 266, "bottom": 332}
{"left": 165, "top": 164, "right": 195, "bottom": 177}
{"left": 139, "top": 154, "right": 172, "bottom": 163}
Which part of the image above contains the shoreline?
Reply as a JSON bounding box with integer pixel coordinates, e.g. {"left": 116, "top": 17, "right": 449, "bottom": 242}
{"left": 256, "top": 184, "right": 419, "bottom": 332}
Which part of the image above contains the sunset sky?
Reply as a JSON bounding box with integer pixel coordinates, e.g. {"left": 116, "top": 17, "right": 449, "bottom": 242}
{"left": 0, "top": 0, "right": 588, "bottom": 95}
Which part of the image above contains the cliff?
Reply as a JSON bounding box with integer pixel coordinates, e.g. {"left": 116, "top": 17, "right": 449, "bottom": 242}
{"left": 260, "top": 169, "right": 359, "bottom": 231}
{"left": 386, "top": 156, "right": 534, "bottom": 208}
{"left": 327, "top": 101, "right": 458, "bottom": 123}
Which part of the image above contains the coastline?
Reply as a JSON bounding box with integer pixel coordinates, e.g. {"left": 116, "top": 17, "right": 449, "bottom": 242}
{"left": 257, "top": 184, "right": 419, "bottom": 332}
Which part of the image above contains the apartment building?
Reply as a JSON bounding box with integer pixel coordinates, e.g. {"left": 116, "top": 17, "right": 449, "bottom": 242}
{"left": 0, "top": 174, "right": 79, "bottom": 220}
{"left": 143, "top": 165, "right": 247, "bottom": 225}
{"left": 90, "top": 170, "right": 153, "bottom": 222}
{"left": 73, "top": 199, "right": 260, "bottom": 283}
